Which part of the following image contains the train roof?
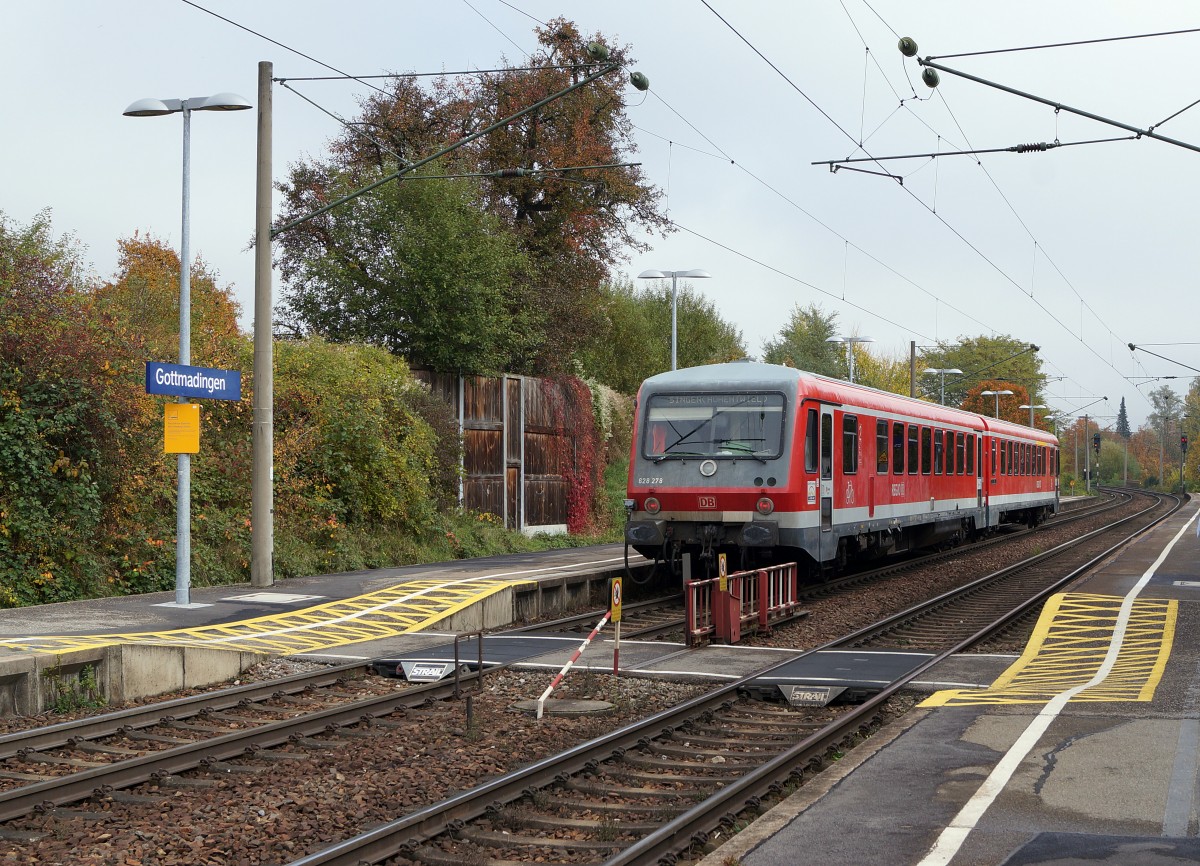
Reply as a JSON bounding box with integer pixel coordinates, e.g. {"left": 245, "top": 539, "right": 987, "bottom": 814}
{"left": 639, "top": 361, "right": 1058, "bottom": 445}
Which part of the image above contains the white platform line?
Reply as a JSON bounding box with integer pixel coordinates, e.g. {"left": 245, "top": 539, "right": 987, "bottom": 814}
{"left": 918, "top": 507, "right": 1199, "bottom": 866}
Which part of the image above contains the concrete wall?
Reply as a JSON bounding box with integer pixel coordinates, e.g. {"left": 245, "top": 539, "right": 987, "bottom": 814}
{"left": 0, "top": 644, "right": 263, "bottom": 717}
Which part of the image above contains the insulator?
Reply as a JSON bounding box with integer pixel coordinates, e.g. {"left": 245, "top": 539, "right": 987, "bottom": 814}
{"left": 922, "top": 68, "right": 940, "bottom": 88}
{"left": 586, "top": 42, "right": 610, "bottom": 62}
{"left": 1013, "top": 142, "right": 1050, "bottom": 153}
{"left": 898, "top": 37, "right": 918, "bottom": 57}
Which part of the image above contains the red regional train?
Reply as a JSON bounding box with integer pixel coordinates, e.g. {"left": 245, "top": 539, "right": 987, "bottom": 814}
{"left": 624, "top": 361, "right": 1059, "bottom": 579}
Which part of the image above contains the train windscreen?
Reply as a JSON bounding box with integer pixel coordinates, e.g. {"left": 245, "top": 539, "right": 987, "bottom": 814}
{"left": 643, "top": 392, "right": 785, "bottom": 460}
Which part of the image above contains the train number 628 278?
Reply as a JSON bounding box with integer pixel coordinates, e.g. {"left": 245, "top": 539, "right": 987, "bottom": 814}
{"left": 636, "top": 477, "right": 664, "bottom": 485}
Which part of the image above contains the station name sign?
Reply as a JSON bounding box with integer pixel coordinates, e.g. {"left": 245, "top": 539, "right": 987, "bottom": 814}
{"left": 146, "top": 362, "right": 241, "bottom": 401}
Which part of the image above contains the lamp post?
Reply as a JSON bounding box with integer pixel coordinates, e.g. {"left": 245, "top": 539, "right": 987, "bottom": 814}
{"left": 827, "top": 336, "right": 874, "bottom": 383}
{"left": 923, "top": 368, "right": 962, "bottom": 405}
{"left": 980, "top": 389, "right": 1014, "bottom": 419}
{"left": 637, "top": 269, "right": 710, "bottom": 371}
{"left": 124, "top": 91, "right": 252, "bottom": 607}
{"left": 1019, "top": 403, "right": 1047, "bottom": 428}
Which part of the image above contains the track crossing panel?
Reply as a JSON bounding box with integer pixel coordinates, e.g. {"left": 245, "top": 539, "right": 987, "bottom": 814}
{"left": 921, "top": 592, "right": 1177, "bottom": 707}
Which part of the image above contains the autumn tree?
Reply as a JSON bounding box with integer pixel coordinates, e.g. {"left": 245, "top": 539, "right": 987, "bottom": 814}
{"left": 918, "top": 336, "right": 1044, "bottom": 408}
{"left": 852, "top": 348, "right": 913, "bottom": 397}
{"left": 960, "top": 379, "right": 1032, "bottom": 424}
{"left": 0, "top": 212, "right": 146, "bottom": 603}
{"left": 93, "top": 235, "right": 252, "bottom": 588}
{"left": 274, "top": 17, "right": 668, "bottom": 375}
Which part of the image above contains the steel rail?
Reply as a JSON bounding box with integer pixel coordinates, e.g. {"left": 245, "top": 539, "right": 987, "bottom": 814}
{"left": 0, "top": 662, "right": 369, "bottom": 760}
{"left": 0, "top": 669, "right": 485, "bottom": 823}
{"left": 838, "top": 489, "right": 1170, "bottom": 648}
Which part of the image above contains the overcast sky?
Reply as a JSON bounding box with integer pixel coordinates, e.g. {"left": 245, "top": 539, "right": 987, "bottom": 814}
{"left": 6, "top": 1, "right": 1200, "bottom": 430}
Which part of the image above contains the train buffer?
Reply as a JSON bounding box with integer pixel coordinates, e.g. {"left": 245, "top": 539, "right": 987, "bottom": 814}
{"left": 684, "top": 561, "right": 807, "bottom": 646}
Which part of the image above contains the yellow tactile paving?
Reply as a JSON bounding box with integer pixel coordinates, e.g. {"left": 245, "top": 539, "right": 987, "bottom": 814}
{"left": 0, "top": 576, "right": 535, "bottom": 656}
{"left": 921, "top": 592, "right": 1177, "bottom": 707}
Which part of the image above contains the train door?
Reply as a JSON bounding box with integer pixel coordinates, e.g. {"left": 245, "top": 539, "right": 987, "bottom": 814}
{"left": 820, "top": 407, "right": 834, "bottom": 536}
{"left": 977, "top": 435, "right": 984, "bottom": 509}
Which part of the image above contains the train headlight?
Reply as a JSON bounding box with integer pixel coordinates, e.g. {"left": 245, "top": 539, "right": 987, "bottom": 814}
{"left": 756, "top": 496, "right": 775, "bottom": 516}
{"left": 644, "top": 496, "right": 661, "bottom": 514}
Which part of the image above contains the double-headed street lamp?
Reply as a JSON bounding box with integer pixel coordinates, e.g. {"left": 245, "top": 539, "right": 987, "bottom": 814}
{"left": 1019, "top": 403, "right": 1047, "bottom": 428}
{"left": 827, "top": 336, "right": 874, "bottom": 384}
{"left": 637, "top": 268, "right": 710, "bottom": 371}
{"left": 923, "top": 368, "right": 962, "bottom": 405}
{"left": 980, "top": 389, "right": 1014, "bottom": 418}
{"left": 124, "top": 91, "right": 252, "bottom": 607}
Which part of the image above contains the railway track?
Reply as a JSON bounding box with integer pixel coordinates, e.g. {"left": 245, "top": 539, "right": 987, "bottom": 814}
{"left": 0, "top": 662, "right": 481, "bottom": 823}
{"left": 0, "top": 489, "right": 1172, "bottom": 864}
{"left": 843, "top": 488, "right": 1173, "bottom": 651}
{"left": 279, "top": 489, "right": 1180, "bottom": 866}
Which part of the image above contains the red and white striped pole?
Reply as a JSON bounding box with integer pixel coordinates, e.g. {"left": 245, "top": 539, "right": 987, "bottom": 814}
{"left": 536, "top": 610, "right": 610, "bottom": 719}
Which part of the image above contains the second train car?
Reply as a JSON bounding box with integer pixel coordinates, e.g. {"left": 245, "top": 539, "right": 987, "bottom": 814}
{"left": 624, "top": 361, "right": 1059, "bottom": 578}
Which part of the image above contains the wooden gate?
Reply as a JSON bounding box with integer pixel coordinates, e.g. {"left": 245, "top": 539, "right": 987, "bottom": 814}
{"left": 414, "top": 370, "right": 582, "bottom": 534}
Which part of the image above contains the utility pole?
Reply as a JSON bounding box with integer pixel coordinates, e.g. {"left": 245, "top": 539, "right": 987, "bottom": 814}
{"left": 252, "top": 60, "right": 274, "bottom": 587}
{"left": 909, "top": 341, "right": 916, "bottom": 398}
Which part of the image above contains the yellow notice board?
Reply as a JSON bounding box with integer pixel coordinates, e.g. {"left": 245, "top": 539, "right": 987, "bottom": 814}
{"left": 164, "top": 403, "right": 200, "bottom": 453}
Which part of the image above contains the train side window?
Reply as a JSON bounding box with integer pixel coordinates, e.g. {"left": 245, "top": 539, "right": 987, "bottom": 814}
{"left": 1040, "top": 447, "right": 1046, "bottom": 475}
{"left": 892, "top": 421, "right": 905, "bottom": 474}
{"left": 966, "top": 433, "right": 975, "bottom": 475}
{"left": 921, "top": 427, "right": 932, "bottom": 475}
{"left": 934, "top": 429, "right": 944, "bottom": 475}
{"left": 999, "top": 441, "right": 1007, "bottom": 475}
{"left": 955, "top": 432, "right": 965, "bottom": 474}
{"left": 990, "top": 439, "right": 996, "bottom": 476}
{"left": 908, "top": 425, "right": 919, "bottom": 475}
{"left": 805, "top": 408, "right": 818, "bottom": 473}
{"left": 843, "top": 415, "right": 859, "bottom": 474}
{"left": 877, "top": 419, "right": 889, "bottom": 473}
{"left": 821, "top": 412, "right": 833, "bottom": 478}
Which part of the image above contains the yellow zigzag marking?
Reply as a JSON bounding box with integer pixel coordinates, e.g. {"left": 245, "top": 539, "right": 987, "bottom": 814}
{"left": 0, "top": 577, "right": 534, "bottom": 656}
{"left": 921, "top": 592, "right": 1176, "bottom": 707}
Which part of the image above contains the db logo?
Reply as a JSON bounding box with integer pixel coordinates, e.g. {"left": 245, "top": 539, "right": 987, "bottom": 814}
{"left": 698, "top": 496, "right": 717, "bottom": 509}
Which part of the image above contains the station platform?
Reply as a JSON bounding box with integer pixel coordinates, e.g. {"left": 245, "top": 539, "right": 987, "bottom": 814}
{"left": 0, "top": 544, "right": 645, "bottom": 713}
{"left": 697, "top": 499, "right": 1200, "bottom": 866}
